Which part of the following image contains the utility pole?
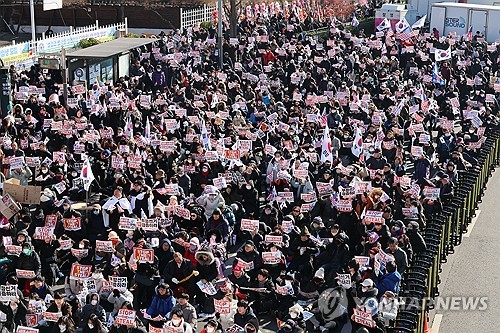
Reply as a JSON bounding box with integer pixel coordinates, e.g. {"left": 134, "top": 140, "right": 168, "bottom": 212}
{"left": 61, "top": 47, "right": 68, "bottom": 108}
{"left": 217, "top": 0, "right": 223, "bottom": 70}
{"left": 29, "top": 0, "right": 36, "bottom": 55}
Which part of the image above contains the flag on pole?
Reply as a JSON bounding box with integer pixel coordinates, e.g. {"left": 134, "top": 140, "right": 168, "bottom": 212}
{"left": 466, "top": 25, "right": 473, "bottom": 41}
{"left": 411, "top": 15, "right": 426, "bottom": 29}
{"left": 432, "top": 62, "right": 445, "bottom": 86}
{"left": 395, "top": 18, "right": 410, "bottom": 33}
{"left": 321, "top": 125, "right": 333, "bottom": 163}
{"left": 201, "top": 119, "right": 212, "bottom": 151}
{"left": 434, "top": 47, "right": 452, "bottom": 61}
{"left": 352, "top": 15, "right": 359, "bottom": 28}
{"left": 124, "top": 117, "right": 133, "bottom": 138}
{"left": 81, "top": 158, "right": 95, "bottom": 191}
{"left": 144, "top": 118, "right": 151, "bottom": 142}
{"left": 377, "top": 18, "right": 390, "bottom": 31}
{"left": 351, "top": 127, "right": 363, "bottom": 158}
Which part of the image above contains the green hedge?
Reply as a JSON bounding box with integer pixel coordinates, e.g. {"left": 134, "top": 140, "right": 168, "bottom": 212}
{"left": 78, "top": 38, "right": 101, "bottom": 49}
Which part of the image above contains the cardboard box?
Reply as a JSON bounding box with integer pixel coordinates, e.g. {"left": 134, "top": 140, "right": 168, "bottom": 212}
{"left": 3, "top": 178, "right": 41, "bottom": 205}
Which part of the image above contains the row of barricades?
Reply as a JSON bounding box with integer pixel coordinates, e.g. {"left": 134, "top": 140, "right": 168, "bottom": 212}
{"left": 393, "top": 127, "right": 500, "bottom": 333}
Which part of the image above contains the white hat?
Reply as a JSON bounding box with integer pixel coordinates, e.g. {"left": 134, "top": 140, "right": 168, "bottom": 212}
{"left": 361, "top": 279, "right": 374, "bottom": 288}
{"left": 314, "top": 267, "right": 325, "bottom": 280}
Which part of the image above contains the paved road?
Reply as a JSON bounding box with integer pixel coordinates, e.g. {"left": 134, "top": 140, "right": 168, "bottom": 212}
{"left": 432, "top": 168, "right": 500, "bottom": 333}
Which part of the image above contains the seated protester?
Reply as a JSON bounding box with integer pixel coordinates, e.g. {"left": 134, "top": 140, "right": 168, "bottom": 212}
{"left": 0, "top": 296, "right": 28, "bottom": 331}
{"left": 163, "top": 252, "right": 197, "bottom": 298}
{"left": 275, "top": 273, "right": 299, "bottom": 320}
{"left": 288, "top": 226, "right": 318, "bottom": 283}
{"left": 171, "top": 294, "right": 197, "bottom": 331}
{"left": 204, "top": 208, "right": 230, "bottom": 243}
{"left": 82, "top": 314, "right": 108, "bottom": 333}
{"left": 357, "top": 279, "right": 379, "bottom": 300}
{"left": 279, "top": 304, "right": 306, "bottom": 333}
{"left": 233, "top": 240, "right": 261, "bottom": 280}
{"left": 45, "top": 292, "right": 77, "bottom": 330}
{"left": 30, "top": 275, "right": 54, "bottom": 302}
{"left": 248, "top": 269, "right": 276, "bottom": 316}
{"left": 145, "top": 283, "right": 175, "bottom": 327}
{"left": 109, "top": 302, "right": 147, "bottom": 333}
{"left": 16, "top": 242, "right": 41, "bottom": 295}
{"left": 107, "top": 289, "right": 134, "bottom": 317}
{"left": 261, "top": 243, "right": 286, "bottom": 281}
{"left": 199, "top": 318, "right": 223, "bottom": 333}
{"left": 234, "top": 300, "right": 259, "bottom": 332}
{"left": 379, "top": 291, "right": 399, "bottom": 327}
{"left": 165, "top": 309, "right": 193, "bottom": 333}
{"left": 375, "top": 261, "right": 402, "bottom": 298}
{"left": 78, "top": 293, "right": 106, "bottom": 329}
{"left": 228, "top": 265, "right": 252, "bottom": 300}
{"left": 54, "top": 315, "right": 77, "bottom": 333}
{"left": 194, "top": 247, "right": 220, "bottom": 314}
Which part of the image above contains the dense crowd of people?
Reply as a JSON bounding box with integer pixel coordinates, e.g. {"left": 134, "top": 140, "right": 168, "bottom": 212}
{"left": 0, "top": 1, "right": 499, "bottom": 333}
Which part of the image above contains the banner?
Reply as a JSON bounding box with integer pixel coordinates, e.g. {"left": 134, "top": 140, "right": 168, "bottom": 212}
{"left": 110, "top": 276, "right": 128, "bottom": 291}
{"left": 240, "top": 219, "right": 259, "bottom": 231}
{"left": 16, "top": 326, "right": 39, "bottom": 333}
{"left": 262, "top": 251, "right": 281, "bottom": 264}
{"left": 118, "top": 217, "right": 138, "bottom": 230}
{"left": 36, "top": 26, "right": 116, "bottom": 54}
{"left": 214, "top": 298, "right": 231, "bottom": 314}
{"left": 16, "top": 269, "right": 36, "bottom": 279}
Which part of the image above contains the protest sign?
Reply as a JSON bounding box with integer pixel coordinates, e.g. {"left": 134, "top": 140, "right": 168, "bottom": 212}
{"left": 63, "top": 218, "right": 82, "bottom": 231}
{"left": 0, "top": 284, "right": 17, "bottom": 301}
{"left": 118, "top": 217, "right": 138, "bottom": 230}
{"left": 262, "top": 251, "right": 282, "bottom": 264}
{"left": 26, "top": 314, "right": 38, "bottom": 327}
{"left": 214, "top": 298, "right": 231, "bottom": 314}
{"left": 42, "top": 311, "right": 62, "bottom": 322}
{"left": 133, "top": 248, "right": 154, "bottom": 263}
{"left": 141, "top": 219, "right": 158, "bottom": 231}
{"left": 3, "top": 178, "right": 41, "bottom": 205}
{"left": 364, "top": 210, "right": 384, "bottom": 224}
{"left": 34, "top": 227, "right": 54, "bottom": 240}
{"left": 353, "top": 309, "right": 375, "bottom": 328}
{"left": 69, "top": 263, "right": 92, "bottom": 280}
{"left": 71, "top": 248, "right": 89, "bottom": 259}
{"left": 0, "top": 193, "right": 22, "bottom": 220}
{"left": 264, "top": 235, "right": 283, "bottom": 246}
{"left": 16, "top": 326, "right": 39, "bottom": 333}
{"left": 423, "top": 186, "right": 440, "bottom": 200}
{"left": 240, "top": 219, "right": 259, "bottom": 231}
{"left": 96, "top": 240, "right": 114, "bottom": 252}
{"left": 110, "top": 276, "right": 128, "bottom": 291}
{"left": 337, "top": 274, "right": 352, "bottom": 289}
{"left": 196, "top": 281, "right": 217, "bottom": 295}
{"left": 114, "top": 309, "right": 136, "bottom": 326}
{"left": 16, "top": 269, "right": 36, "bottom": 279}
{"left": 354, "top": 256, "right": 370, "bottom": 267}
{"left": 6, "top": 245, "right": 22, "bottom": 256}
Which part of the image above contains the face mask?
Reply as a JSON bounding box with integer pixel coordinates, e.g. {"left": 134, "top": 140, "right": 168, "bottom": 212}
{"left": 172, "top": 319, "right": 181, "bottom": 326}
{"left": 10, "top": 305, "right": 17, "bottom": 311}
{"left": 23, "top": 249, "right": 31, "bottom": 255}
{"left": 290, "top": 312, "right": 298, "bottom": 319}
{"left": 246, "top": 185, "right": 252, "bottom": 190}
{"left": 202, "top": 168, "right": 208, "bottom": 172}
{"left": 71, "top": 171, "right": 77, "bottom": 177}
{"left": 147, "top": 159, "right": 152, "bottom": 163}
{"left": 93, "top": 210, "right": 99, "bottom": 215}
{"left": 444, "top": 133, "right": 451, "bottom": 137}
{"left": 59, "top": 325, "right": 66, "bottom": 332}
{"left": 41, "top": 169, "right": 48, "bottom": 174}
{"left": 114, "top": 174, "right": 122, "bottom": 179}
{"left": 88, "top": 324, "right": 94, "bottom": 329}
{"left": 91, "top": 300, "right": 98, "bottom": 306}
{"left": 206, "top": 327, "right": 215, "bottom": 333}
{"left": 79, "top": 244, "right": 84, "bottom": 249}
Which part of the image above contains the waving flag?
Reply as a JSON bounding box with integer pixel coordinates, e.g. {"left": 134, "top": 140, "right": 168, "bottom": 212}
{"left": 321, "top": 125, "right": 333, "bottom": 163}
{"left": 144, "top": 118, "right": 151, "bottom": 142}
{"left": 395, "top": 18, "right": 410, "bottom": 33}
{"left": 81, "top": 158, "right": 95, "bottom": 191}
{"left": 352, "top": 15, "right": 359, "bottom": 28}
{"left": 466, "top": 25, "right": 473, "bottom": 41}
{"left": 124, "top": 117, "right": 133, "bottom": 138}
{"left": 377, "top": 18, "right": 390, "bottom": 31}
{"left": 435, "top": 47, "right": 452, "bottom": 61}
{"left": 351, "top": 126, "right": 363, "bottom": 158}
{"left": 432, "top": 62, "right": 445, "bottom": 86}
{"left": 411, "top": 15, "right": 426, "bottom": 29}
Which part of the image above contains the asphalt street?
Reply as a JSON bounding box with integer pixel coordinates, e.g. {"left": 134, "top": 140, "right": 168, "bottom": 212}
{"left": 431, "top": 168, "right": 500, "bottom": 333}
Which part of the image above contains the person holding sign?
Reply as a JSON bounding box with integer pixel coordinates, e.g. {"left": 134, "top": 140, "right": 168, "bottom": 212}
{"left": 54, "top": 315, "right": 77, "bottom": 333}
{"left": 164, "top": 309, "right": 193, "bottom": 333}
{"left": 78, "top": 293, "right": 106, "bottom": 330}
{"left": 145, "top": 283, "right": 175, "bottom": 328}
{"left": 163, "top": 253, "right": 197, "bottom": 298}
{"left": 16, "top": 243, "right": 41, "bottom": 294}
{"left": 0, "top": 296, "right": 28, "bottom": 331}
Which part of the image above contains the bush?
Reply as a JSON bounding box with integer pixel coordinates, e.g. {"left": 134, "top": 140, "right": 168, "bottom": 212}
{"left": 78, "top": 38, "right": 100, "bottom": 49}
{"left": 124, "top": 33, "right": 140, "bottom": 38}
{"left": 356, "top": 17, "right": 375, "bottom": 35}
{"left": 200, "top": 21, "right": 213, "bottom": 30}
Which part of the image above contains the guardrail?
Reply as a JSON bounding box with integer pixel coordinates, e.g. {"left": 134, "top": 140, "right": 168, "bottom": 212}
{"left": 393, "top": 127, "right": 500, "bottom": 332}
